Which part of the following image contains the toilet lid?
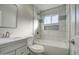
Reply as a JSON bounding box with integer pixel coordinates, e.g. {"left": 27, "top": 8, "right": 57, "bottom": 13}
{"left": 29, "top": 44, "right": 44, "bottom": 53}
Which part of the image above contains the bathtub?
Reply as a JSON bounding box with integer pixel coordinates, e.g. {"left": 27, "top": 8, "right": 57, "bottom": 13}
{"left": 34, "top": 39, "right": 69, "bottom": 55}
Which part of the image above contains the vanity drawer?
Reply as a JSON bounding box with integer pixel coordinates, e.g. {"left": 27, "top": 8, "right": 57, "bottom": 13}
{"left": 3, "top": 50, "right": 16, "bottom": 55}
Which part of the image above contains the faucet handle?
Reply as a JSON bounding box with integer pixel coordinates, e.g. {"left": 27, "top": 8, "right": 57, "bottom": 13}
{"left": 5, "top": 31, "right": 10, "bottom": 38}
{"left": 2, "top": 33, "right": 5, "bottom": 38}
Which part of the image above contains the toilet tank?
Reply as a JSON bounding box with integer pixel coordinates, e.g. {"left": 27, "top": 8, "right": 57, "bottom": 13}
{"left": 27, "top": 37, "right": 34, "bottom": 46}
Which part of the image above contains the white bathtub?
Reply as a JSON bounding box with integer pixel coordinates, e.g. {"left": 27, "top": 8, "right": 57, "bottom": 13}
{"left": 34, "top": 39, "right": 69, "bottom": 55}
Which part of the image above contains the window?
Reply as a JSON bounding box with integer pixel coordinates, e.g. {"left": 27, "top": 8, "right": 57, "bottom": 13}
{"left": 44, "top": 15, "right": 58, "bottom": 24}
{"left": 44, "top": 16, "right": 51, "bottom": 24}
{"left": 51, "top": 15, "right": 58, "bottom": 24}
{"left": 44, "top": 15, "right": 59, "bottom": 30}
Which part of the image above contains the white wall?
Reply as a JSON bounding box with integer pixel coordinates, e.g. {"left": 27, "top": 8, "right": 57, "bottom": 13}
{"left": 33, "top": 6, "right": 41, "bottom": 39}
{"left": 0, "top": 5, "right": 33, "bottom": 38}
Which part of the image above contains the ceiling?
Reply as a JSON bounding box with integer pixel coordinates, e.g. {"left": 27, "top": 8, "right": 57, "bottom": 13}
{"left": 34, "top": 4, "right": 63, "bottom": 12}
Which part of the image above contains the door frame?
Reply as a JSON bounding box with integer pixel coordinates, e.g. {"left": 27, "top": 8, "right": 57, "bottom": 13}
{"left": 68, "top": 4, "right": 79, "bottom": 55}
{"left": 66, "top": 4, "right": 76, "bottom": 55}
{"left": 66, "top": 4, "right": 71, "bottom": 55}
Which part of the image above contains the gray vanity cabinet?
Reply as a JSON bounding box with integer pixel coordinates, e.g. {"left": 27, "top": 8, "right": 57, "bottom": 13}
{"left": 0, "top": 39, "right": 29, "bottom": 55}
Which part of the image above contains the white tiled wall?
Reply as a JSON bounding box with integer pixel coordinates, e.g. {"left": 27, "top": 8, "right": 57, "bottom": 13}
{"left": 40, "top": 19, "right": 66, "bottom": 43}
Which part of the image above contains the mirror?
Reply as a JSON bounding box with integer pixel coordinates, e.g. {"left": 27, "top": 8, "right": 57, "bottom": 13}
{"left": 75, "top": 5, "right": 79, "bottom": 35}
{"left": 0, "top": 4, "right": 17, "bottom": 28}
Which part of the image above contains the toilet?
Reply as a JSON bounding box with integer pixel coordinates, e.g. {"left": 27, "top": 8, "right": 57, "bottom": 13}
{"left": 27, "top": 37, "right": 45, "bottom": 55}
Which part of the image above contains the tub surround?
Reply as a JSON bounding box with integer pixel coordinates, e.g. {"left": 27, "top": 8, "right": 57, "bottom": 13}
{"left": 34, "top": 5, "right": 69, "bottom": 55}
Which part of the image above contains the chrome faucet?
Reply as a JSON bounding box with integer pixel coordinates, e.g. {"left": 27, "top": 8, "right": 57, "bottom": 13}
{"left": 2, "top": 32, "right": 10, "bottom": 38}
{"left": 5, "top": 31, "right": 10, "bottom": 38}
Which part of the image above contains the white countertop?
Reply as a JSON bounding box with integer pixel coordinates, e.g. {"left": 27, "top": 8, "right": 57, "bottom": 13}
{"left": 0, "top": 35, "right": 33, "bottom": 45}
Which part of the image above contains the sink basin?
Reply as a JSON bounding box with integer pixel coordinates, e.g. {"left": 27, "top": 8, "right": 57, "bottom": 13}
{"left": 0, "top": 37, "right": 23, "bottom": 45}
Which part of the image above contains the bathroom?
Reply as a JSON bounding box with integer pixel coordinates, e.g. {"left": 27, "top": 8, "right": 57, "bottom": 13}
{"left": 0, "top": 4, "right": 78, "bottom": 55}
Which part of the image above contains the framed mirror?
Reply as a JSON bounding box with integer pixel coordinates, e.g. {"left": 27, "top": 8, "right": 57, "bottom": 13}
{"left": 75, "top": 4, "right": 79, "bottom": 35}
{"left": 0, "top": 4, "right": 17, "bottom": 28}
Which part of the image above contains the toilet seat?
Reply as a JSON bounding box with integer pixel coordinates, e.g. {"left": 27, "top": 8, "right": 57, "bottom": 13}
{"left": 29, "top": 44, "right": 44, "bottom": 54}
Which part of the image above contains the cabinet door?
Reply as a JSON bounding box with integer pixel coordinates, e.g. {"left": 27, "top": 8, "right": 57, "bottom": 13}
{"left": 3, "top": 51, "right": 16, "bottom": 55}
{"left": 16, "top": 46, "right": 28, "bottom": 55}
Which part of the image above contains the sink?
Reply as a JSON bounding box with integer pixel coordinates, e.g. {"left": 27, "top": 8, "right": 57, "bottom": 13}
{"left": 0, "top": 37, "right": 23, "bottom": 45}
{"left": 0, "top": 36, "right": 32, "bottom": 45}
